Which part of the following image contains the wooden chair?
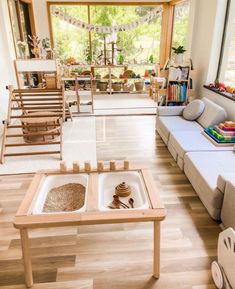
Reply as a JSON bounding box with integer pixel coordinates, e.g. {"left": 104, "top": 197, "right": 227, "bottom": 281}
{"left": 0, "top": 86, "right": 67, "bottom": 164}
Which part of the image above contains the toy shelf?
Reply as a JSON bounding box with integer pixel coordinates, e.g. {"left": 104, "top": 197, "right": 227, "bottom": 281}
{"left": 151, "top": 64, "right": 196, "bottom": 106}
{"left": 63, "top": 63, "right": 156, "bottom": 95}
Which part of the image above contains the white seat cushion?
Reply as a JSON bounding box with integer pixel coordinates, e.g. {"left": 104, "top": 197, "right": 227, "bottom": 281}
{"left": 217, "top": 173, "right": 235, "bottom": 192}
{"left": 156, "top": 116, "right": 203, "bottom": 144}
{"left": 197, "top": 98, "right": 227, "bottom": 128}
{"left": 184, "top": 151, "right": 235, "bottom": 220}
{"left": 168, "top": 131, "right": 233, "bottom": 160}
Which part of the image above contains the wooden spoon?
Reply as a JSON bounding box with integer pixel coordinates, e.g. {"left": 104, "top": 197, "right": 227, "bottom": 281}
{"left": 113, "top": 195, "right": 129, "bottom": 209}
{"left": 129, "top": 198, "right": 134, "bottom": 208}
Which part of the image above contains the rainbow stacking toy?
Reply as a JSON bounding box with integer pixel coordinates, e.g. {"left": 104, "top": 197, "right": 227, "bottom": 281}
{"left": 204, "top": 121, "right": 235, "bottom": 144}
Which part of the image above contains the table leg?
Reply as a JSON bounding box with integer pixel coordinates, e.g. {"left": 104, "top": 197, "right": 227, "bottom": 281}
{"left": 20, "top": 228, "right": 33, "bottom": 288}
{"left": 153, "top": 221, "right": 160, "bottom": 279}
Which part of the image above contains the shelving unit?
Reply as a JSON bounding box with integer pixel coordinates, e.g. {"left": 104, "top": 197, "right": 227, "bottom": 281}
{"left": 63, "top": 63, "right": 158, "bottom": 95}
{"left": 154, "top": 65, "right": 196, "bottom": 106}
{"left": 62, "top": 75, "right": 94, "bottom": 115}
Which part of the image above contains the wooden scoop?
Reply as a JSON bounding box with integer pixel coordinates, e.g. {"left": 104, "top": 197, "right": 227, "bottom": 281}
{"left": 129, "top": 198, "right": 134, "bottom": 208}
{"left": 113, "top": 195, "right": 129, "bottom": 209}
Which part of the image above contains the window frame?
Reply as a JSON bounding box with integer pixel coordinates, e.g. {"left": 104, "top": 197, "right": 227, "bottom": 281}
{"left": 217, "top": 0, "right": 235, "bottom": 85}
{"left": 7, "top": 0, "right": 36, "bottom": 58}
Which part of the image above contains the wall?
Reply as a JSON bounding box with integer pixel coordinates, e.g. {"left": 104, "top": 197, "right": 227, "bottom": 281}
{"left": 202, "top": 88, "right": 235, "bottom": 121}
{"left": 190, "top": 0, "right": 235, "bottom": 120}
{"left": 0, "top": 0, "right": 17, "bottom": 132}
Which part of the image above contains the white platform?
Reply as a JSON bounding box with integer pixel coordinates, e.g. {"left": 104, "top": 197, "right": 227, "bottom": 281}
{"left": 0, "top": 118, "right": 97, "bottom": 175}
{"left": 94, "top": 93, "right": 156, "bottom": 115}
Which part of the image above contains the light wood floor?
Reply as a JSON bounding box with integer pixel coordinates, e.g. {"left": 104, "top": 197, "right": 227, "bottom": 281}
{"left": 0, "top": 115, "right": 219, "bottom": 289}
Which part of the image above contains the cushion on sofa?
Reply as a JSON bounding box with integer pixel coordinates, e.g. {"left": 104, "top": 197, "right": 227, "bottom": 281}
{"left": 168, "top": 130, "right": 233, "bottom": 160}
{"left": 156, "top": 116, "right": 203, "bottom": 144}
{"left": 221, "top": 179, "right": 235, "bottom": 229}
{"left": 157, "top": 106, "right": 186, "bottom": 116}
{"left": 183, "top": 99, "right": 205, "bottom": 120}
{"left": 197, "top": 98, "right": 227, "bottom": 128}
{"left": 184, "top": 151, "right": 235, "bottom": 220}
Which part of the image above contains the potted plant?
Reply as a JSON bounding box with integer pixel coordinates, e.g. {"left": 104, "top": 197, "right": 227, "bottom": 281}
{"left": 17, "top": 41, "right": 27, "bottom": 59}
{"left": 117, "top": 53, "right": 124, "bottom": 65}
{"left": 85, "top": 51, "right": 92, "bottom": 65}
{"left": 149, "top": 54, "right": 154, "bottom": 64}
{"left": 42, "top": 38, "right": 54, "bottom": 59}
{"left": 172, "top": 45, "right": 186, "bottom": 65}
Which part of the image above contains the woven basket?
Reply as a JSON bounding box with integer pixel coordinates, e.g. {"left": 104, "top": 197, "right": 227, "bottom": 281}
{"left": 123, "top": 83, "right": 134, "bottom": 92}
{"left": 45, "top": 75, "right": 57, "bottom": 89}
{"left": 98, "top": 82, "right": 108, "bottom": 91}
{"left": 135, "top": 81, "right": 144, "bottom": 91}
{"left": 112, "top": 82, "right": 122, "bottom": 91}
{"left": 21, "top": 111, "right": 60, "bottom": 143}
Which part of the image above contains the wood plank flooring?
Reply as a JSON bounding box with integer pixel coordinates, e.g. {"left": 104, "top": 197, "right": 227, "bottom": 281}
{"left": 0, "top": 115, "right": 219, "bottom": 288}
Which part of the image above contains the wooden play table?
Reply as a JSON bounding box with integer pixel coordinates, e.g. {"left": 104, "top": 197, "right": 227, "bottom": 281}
{"left": 14, "top": 161, "right": 166, "bottom": 287}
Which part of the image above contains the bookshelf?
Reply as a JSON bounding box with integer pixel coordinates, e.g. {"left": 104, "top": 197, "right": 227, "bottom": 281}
{"left": 155, "top": 64, "right": 196, "bottom": 106}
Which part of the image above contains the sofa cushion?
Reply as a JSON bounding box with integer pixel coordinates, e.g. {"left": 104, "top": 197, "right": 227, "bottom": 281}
{"left": 197, "top": 98, "right": 227, "bottom": 128}
{"left": 221, "top": 179, "right": 235, "bottom": 229}
{"left": 217, "top": 173, "right": 235, "bottom": 192}
{"left": 157, "top": 106, "right": 186, "bottom": 116}
{"left": 168, "top": 131, "right": 233, "bottom": 160}
{"left": 156, "top": 116, "right": 203, "bottom": 144}
{"left": 184, "top": 151, "right": 235, "bottom": 220}
{"left": 183, "top": 99, "right": 205, "bottom": 120}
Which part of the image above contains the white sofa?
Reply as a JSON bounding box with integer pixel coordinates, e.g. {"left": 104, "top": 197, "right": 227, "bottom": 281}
{"left": 168, "top": 130, "right": 233, "bottom": 170}
{"left": 184, "top": 151, "right": 235, "bottom": 220}
{"left": 156, "top": 98, "right": 235, "bottom": 225}
{"left": 221, "top": 178, "right": 235, "bottom": 228}
{"left": 156, "top": 98, "right": 227, "bottom": 145}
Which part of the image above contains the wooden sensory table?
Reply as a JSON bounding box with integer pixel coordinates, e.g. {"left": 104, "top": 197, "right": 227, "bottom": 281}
{"left": 14, "top": 161, "right": 166, "bottom": 288}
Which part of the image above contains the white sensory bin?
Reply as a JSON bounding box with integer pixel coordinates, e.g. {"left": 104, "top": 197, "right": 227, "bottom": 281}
{"left": 98, "top": 171, "right": 149, "bottom": 211}
{"left": 32, "top": 174, "right": 89, "bottom": 214}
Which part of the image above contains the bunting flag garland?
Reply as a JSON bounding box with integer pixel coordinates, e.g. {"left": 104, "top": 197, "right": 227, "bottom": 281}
{"left": 51, "top": 6, "right": 163, "bottom": 33}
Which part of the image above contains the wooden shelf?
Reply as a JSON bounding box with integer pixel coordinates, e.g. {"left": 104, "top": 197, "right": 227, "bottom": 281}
{"left": 64, "top": 64, "right": 156, "bottom": 96}
{"left": 168, "top": 79, "right": 188, "bottom": 82}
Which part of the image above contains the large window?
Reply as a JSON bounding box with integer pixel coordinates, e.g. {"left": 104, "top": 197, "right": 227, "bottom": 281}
{"left": 219, "top": 0, "right": 235, "bottom": 86}
{"left": 49, "top": 4, "right": 162, "bottom": 65}
{"left": 171, "top": 1, "right": 190, "bottom": 49}
{"left": 8, "top": 0, "right": 35, "bottom": 58}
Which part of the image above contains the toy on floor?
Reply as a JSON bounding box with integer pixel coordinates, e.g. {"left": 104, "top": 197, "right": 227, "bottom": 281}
{"left": 211, "top": 227, "right": 235, "bottom": 289}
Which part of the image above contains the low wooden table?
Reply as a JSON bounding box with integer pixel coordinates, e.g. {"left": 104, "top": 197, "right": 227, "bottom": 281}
{"left": 14, "top": 162, "right": 166, "bottom": 288}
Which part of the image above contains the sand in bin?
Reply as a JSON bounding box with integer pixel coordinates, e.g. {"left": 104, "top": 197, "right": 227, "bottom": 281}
{"left": 43, "top": 183, "right": 85, "bottom": 213}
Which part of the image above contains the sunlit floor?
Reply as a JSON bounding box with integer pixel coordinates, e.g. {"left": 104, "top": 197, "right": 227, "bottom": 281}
{"left": 0, "top": 115, "right": 219, "bottom": 288}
